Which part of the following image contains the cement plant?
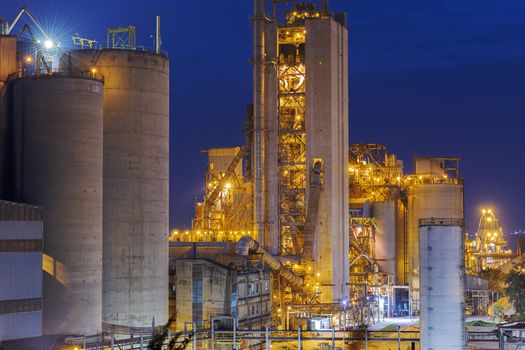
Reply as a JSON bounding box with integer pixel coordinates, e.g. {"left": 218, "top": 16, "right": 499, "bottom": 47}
{"left": 0, "top": 1, "right": 524, "bottom": 350}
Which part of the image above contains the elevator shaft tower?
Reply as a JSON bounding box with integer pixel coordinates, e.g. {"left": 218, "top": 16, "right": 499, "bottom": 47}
{"left": 252, "top": 0, "right": 349, "bottom": 304}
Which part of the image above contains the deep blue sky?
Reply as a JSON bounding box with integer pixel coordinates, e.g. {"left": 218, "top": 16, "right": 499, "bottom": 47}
{"left": 3, "top": 1, "right": 525, "bottom": 236}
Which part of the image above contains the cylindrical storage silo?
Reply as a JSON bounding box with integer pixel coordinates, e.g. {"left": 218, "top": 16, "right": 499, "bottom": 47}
{"left": 64, "top": 49, "right": 169, "bottom": 329}
{"left": 11, "top": 76, "right": 104, "bottom": 336}
{"left": 407, "top": 182, "right": 463, "bottom": 310}
{"left": 419, "top": 218, "right": 465, "bottom": 350}
{"left": 372, "top": 200, "right": 396, "bottom": 276}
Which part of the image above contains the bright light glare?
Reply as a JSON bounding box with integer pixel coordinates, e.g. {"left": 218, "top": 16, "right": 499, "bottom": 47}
{"left": 44, "top": 40, "right": 54, "bottom": 49}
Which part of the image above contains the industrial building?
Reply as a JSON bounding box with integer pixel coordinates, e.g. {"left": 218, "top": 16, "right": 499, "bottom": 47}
{"left": 0, "top": 6, "right": 169, "bottom": 343}
{"left": 1, "top": 1, "right": 519, "bottom": 349}
{"left": 170, "top": 0, "right": 467, "bottom": 336}
{"left": 0, "top": 200, "right": 43, "bottom": 344}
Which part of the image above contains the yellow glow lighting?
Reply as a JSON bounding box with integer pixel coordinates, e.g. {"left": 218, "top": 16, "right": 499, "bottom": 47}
{"left": 225, "top": 183, "right": 232, "bottom": 189}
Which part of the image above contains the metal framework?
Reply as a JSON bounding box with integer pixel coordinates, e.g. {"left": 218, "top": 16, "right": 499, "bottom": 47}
{"left": 72, "top": 34, "right": 97, "bottom": 49}
{"left": 171, "top": 147, "right": 253, "bottom": 243}
{"left": 106, "top": 26, "right": 136, "bottom": 49}
{"left": 348, "top": 144, "right": 403, "bottom": 202}
{"left": 347, "top": 145, "right": 402, "bottom": 323}
{"left": 277, "top": 27, "right": 307, "bottom": 256}
{"left": 465, "top": 209, "right": 514, "bottom": 274}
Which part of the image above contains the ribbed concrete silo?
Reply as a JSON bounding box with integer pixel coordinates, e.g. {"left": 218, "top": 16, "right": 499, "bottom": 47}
{"left": 406, "top": 157, "right": 463, "bottom": 312}
{"left": 64, "top": 49, "right": 169, "bottom": 329}
{"left": 419, "top": 218, "right": 465, "bottom": 350}
{"left": 11, "top": 75, "right": 104, "bottom": 336}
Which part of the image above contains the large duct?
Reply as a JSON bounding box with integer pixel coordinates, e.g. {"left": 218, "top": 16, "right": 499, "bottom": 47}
{"left": 12, "top": 76, "right": 104, "bottom": 336}
{"left": 237, "top": 236, "right": 303, "bottom": 289}
{"left": 64, "top": 49, "right": 169, "bottom": 329}
{"left": 252, "top": 0, "right": 265, "bottom": 243}
{"left": 303, "top": 161, "right": 322, "bottom": 264}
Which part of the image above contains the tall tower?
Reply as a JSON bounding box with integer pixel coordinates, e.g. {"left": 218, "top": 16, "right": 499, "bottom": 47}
{"left": 253, "top": 1, "right": 349, "bottom": 303}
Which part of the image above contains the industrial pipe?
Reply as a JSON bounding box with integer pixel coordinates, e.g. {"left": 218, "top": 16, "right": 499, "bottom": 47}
{"left": 237, "top": 236, "right": 303, "bottom": 289}
{"left": 155, "top": 15, "right": 161, "bottom": 54}
{"left": 303, "top": 161, "right": 322, "bottom": 264}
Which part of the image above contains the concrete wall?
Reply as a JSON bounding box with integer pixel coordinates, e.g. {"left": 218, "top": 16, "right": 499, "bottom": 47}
{"left": 305, "top": 17, "right": 349, "bottom": 303}
{"left": 12, "top": 76, "right": 104, "bottom": 336}
{"left": 65, "top": 49, "right": 169, "bottom": 329}
{"left": 175, "top": 259, "right": 230, "bottom": 331}
{"left": 419, "top": 222, "right": 465, "bottom": 350}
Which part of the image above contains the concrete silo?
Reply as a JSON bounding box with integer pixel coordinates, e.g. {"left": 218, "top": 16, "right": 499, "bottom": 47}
{"left": 406, "top": 157, "right": 463, "bottom": 311}
{"left": 419, "top": 218, "right": 465, "bottom": 350}
{"left": 65, "top": 49, "right": 169, "bottom": 329}
{"left": 11, "top": 75, "right": 104, "bottom": 336}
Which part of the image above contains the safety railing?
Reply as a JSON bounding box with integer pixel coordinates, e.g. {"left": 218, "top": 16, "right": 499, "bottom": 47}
{"left": 7, "top": 68, "right": 104, "bottom": 83}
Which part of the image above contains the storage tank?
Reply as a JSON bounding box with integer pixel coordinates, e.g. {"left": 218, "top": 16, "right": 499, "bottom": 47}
{"left": 11, "top": 76, "right": 103, "bottom": 336}
{"left": 419, "top": 218, "right": 465, "bottom": 350}
{"left": 64, "top": 49, "right": 169, "bottom": 329}
{"left": 407, "top": 182, "right": 463, "bottom": 309}
{"left": 372, "top": 201, "right": 396, "bottom": 276}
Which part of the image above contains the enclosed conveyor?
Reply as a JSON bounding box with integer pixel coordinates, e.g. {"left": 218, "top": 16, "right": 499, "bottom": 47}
{"left": 237, "top": 236, "right": 303, "bottom": 289}
{"left": 303, "top": 161, "right": 322, "bottom": 264}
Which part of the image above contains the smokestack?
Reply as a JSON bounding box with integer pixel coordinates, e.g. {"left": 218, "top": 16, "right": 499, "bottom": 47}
{"left": 155, "top": 15, "right": 161, "bottom": 54}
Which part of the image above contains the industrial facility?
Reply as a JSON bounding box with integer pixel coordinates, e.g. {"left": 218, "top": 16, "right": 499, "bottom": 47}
{"left": 0, "top": 5, "right": 168, "bottom": 346}
{"left": 0, "top": 1, "right": 523, "bottom": 350}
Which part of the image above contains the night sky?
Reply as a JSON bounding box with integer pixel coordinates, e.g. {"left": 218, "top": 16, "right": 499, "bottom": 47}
{"left": 4, "top": 1, "right": 525, "bottom": 237}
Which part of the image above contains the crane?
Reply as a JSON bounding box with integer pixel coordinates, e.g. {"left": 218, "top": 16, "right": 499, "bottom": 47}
{"left": 1, "top": 7, "right": 52, "bottom": 42}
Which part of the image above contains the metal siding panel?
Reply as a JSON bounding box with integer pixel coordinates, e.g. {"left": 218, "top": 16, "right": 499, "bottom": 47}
{"left": 0, "top": 221, "right": 43, "bottom": 240}
{"left": 0, "top": 253, "right": 42, "bottom": 300}
{"left": 0, "top": 311, "right": 42, "bottom": 341}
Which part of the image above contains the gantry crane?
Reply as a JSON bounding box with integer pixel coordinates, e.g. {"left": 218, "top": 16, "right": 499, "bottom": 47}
{"left": 466, "top": 209, "right": 514, "bottom": 274}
